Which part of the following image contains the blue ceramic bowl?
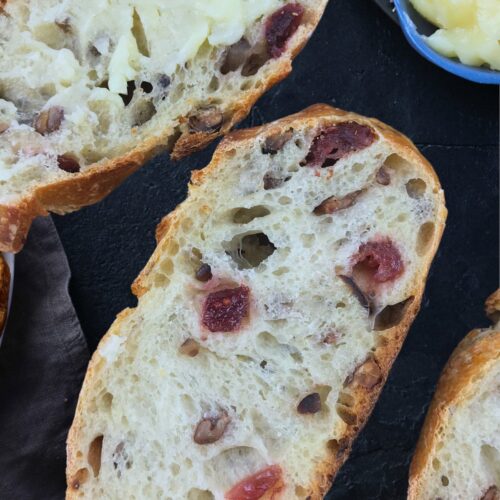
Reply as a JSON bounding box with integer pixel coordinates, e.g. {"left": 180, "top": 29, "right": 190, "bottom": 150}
{"left": 393, "top": 0, "right": 500, "bottom": 85}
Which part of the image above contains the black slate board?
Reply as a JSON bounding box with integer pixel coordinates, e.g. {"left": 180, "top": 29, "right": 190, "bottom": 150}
{"left": 54, "top": 0, "right": 499, "bottom": 498}
{"left": 373, "top": 0, "right": 398, "bottom": 23}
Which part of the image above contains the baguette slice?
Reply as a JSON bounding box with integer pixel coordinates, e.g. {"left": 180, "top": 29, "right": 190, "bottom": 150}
{"left": 66, "top": 104, "right": 446, "bottom": 499}
{"left": 409, "top": 290, "right": 500, "bottom": 500}
{"left": 0, "top": 0, "right": 327, "bottom": 253}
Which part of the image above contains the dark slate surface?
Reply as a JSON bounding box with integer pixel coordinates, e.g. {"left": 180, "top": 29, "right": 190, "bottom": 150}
{"left": 53, "top": 0, "right": 499, "bottom": 498}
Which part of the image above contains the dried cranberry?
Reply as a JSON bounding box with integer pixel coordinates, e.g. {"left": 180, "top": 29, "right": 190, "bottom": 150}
{"left": 353, "top": 239, "right": 404, "bottom": 283}
{"left": 265, "top": 3, "right": 304, "bottom": 58}
{"left": 304, "top": 123, "right": 376, "bottom": 168}
{"left": 225, "top": 465, "right": 283, "bottom": 500}
{"left": 202, "top": 286, "right": 250, "bottom": 333}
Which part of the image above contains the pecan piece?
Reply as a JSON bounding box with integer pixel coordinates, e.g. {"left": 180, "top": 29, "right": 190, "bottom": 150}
{"left": 297, "top": 393, "right": 321, "bottom": 414}
{"left": 352, "top": 358, "right": 382, "bottom": 389}
{"left": 193, "top": 411, "right": 230, "bottom": 445}
{"left": 0, "top": 123, "right": 9, "bottom": 134}
{"left": 376, "top": 166, "right": 391, "bottom": 186}
{"left": 179, "top": 338, "right": 200, "bottom": 357}
{"left": 314, "top": 190, "right": 364, "bottom": 215}
{"left": 195, "top": 263, "right": 212, "bottom": 282}
{"left": 34, "top": 106, "right": 64, "bottom": 135}
{"left": 57, "top": 154, "right": 80, "bottom": 173}
{"left": 188, "top": 107, "right": 223, "bottom": 133}
{"left": 263, "top": 173, "right": 290, "bottom": 190}
{"left": 338, "top": 275, "right": 370, "bottom": 311}
{"left": 262, "top": 129, "right": 294, "bottom": 155}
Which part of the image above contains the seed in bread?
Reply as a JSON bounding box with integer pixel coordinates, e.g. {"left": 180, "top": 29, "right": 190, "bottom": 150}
{"left": 409, "top": 289, "right": 500, "bottom": 500}
{"left": 0, "top": 0, "right": 328, "bottom": 253}
{"left": 66, "top": 104, "right": 447, "bottom": 499}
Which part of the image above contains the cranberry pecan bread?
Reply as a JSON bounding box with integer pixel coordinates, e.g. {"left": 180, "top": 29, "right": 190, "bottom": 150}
{"left": 0, "top": 0, "right": 327, "bottom": 253}
{"left": 66, "top": 104, "right": 446, "bottom": 499}
{"left": 409, "top": 290, "right": 500, "bottom": 500}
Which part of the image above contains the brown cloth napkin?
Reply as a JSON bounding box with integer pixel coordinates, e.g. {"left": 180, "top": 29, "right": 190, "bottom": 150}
{"left": 0, "top": 217, "right": 89, "bottom": 500}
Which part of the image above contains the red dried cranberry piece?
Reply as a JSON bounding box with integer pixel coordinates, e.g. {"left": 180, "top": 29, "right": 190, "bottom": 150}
{"left": 225, "top": 465, "right": 283, "bottom": 500}
{"left": 265, "top": 3, "right": 304, "bottom": 58}
{"left": 304, "top": 122, "right": 376, "bottom": 168}
{"left": 202, "top": 286, "right": 250, "bottom": 333}
{"left": 353, "top": 239, "right": 404, "bottom": 283}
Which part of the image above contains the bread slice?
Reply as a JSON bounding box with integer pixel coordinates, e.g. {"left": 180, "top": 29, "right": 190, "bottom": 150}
{"left": 409, "top": 290, "right": 500, "bottom": 500}
{"left": 0, "top": 0, "right": 327, "bottom": 253}
{"left": 66, "top": 104, "right": 447, "bottom": 499}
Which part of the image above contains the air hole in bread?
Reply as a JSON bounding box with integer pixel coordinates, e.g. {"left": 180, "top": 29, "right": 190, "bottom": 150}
{"left": 336, "top": 404, "right": 357, "bottom": 426}
{"left": 208, "top": 76, "right": 220, "bottom": 92}
{"left": 160, "top": 259, "right": 174, "bottom": 276}
{"left": 140, "top": 81, "right": 153, "bottom": 94}
{"left": 120, "top": 81, "right": 136, "bottom": 106}
{"left": 383, "top": 153, "right": 410, "bottom": 173}
{"left": 132, "top": 9, "right": 150, "bottom": 57}
{"left": 272, "top": 267, "right": 290, "bottom": 276}
{"left": 232, "top": 206, "right": 271, "bottom": 224}
{"left": 257, "top": 331, "right": 280, "bottom": 350}
{"left": 101, "top": 392, "right": 113, "bottom": 411}
{"left": 112, "top": 442, "right": 132, "bottom": 477}
{"left": 240, "top": 80, "right": 253, "bottom": 91}
{"left": 374, "top": 297, "right": 415, "bottom": 331}
{"left": 317, "top": 385, "right": 333, "bottom": 408}
{"left": 417, "top": 222, "right": 436, "bottom": 256}
{"left": 153, "top": 274, "right": 170, "bottom": 288}
{"left": 205, "top": 446, "right": 266, "bottom": 488}
{"left": 337, "top": 391, "right": 355, "bottom": 408}
{"left": 441, "top": 475, "right": 450, "bottom": 487}
{"left": 480, "top": 444, "right": 500, "bottom": 472}
{"left": 432, "top": 457, "right": 441, "bottom": 471}
{"left": 224, "top": 232, "right": 276, "bottom": 269}
{"left": 406, "top": 178, "right": 427, "bottom": 199}
{"left": 132, "top": 100, "right": 156, "bottom": 126}
{"left": 187, "top": 489, "right": 215, "bottom": 500}
{"left": 88, "top": 435, "right": 103, "bottom": 478}
{"left": 295, "top": 485, "right": 309, "bottom": 496}
{"left": 69, "top": 467, "right": 89, "bottom": 490}
{"left": 220, "top": 38, "right": 252, "bottom": 75}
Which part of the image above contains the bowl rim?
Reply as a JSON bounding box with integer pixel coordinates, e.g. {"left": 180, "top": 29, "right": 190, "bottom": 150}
{"left": 393, "top": 0, "right": 500, "bottom": 85}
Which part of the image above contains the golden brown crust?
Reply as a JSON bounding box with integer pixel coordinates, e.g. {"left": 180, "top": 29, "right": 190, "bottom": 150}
{"left": 1, "top": 1, "right": 328, "bottom": 254}
{"left": 0, "top": 253, "right": 10, "bottom": 333}
{"left": 408, "top": 290, "right": 500, "bottom": 500}
{"left": 67, "top": 104, "right": 447, "bottom": 499}
{"left": 485, "top": 289, "right": 500, "bottom": 323}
